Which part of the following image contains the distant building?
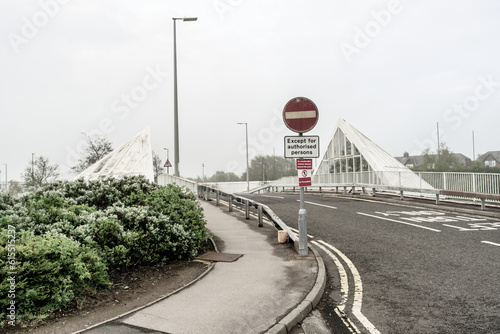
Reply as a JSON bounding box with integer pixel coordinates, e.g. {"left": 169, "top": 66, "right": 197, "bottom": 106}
{"left": 476, "top": 151, "right": 500, "bottom": 167}
{"left": 395, "top": 152, "right": 472, "bottom": 169}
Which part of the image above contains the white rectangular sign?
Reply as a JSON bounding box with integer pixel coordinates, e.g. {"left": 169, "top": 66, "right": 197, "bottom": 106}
{"left": 284, "top": 135, "right": 320, "bottom": 158}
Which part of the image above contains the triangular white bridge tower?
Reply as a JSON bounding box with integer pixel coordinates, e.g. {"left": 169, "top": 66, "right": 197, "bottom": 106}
{"left": 314, "top": 119, "right": 433, "bottom": 189}
{"left": 76, "top": 128, "right": 154, "bottom": 182}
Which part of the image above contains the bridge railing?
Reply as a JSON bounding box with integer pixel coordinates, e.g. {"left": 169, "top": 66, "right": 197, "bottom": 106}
{"left": 158, "top": 174, "right": 198, "bottom": 193}
{"left": 197, "top": 184, "right": 299, "bottom": 247}
{"left": 260, "top": 171, "right": 500, "bottom": 211}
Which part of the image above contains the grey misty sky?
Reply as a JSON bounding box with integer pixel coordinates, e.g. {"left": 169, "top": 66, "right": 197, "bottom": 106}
{"left": 1, "top": 0, "right": 500, "bottom": 181}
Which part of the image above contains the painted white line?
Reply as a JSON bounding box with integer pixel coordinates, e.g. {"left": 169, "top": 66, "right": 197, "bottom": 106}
{"left": 481, "top": 241, "right": 500, "bottom": 247}
{"left": 261, "top": 194, "right": 285, "bottom": 199}
{"left": 318, "top": 240, "right": 381, "bottom": 334}
{"left": 312, "top": 241, "right": 349, "bottom": 311}
{"left": 290, "top": 227, "right": 314, "bottom": 239}
{"left": 285, "top": 110, "right": 317, "bottom": 119}
{"left": 296, "top": 200, "right": 337, "bottom": 210}
{"left": 357, "top": 212, "right": 441, "bottom": 232}
{"left": 335, "top": 308, "right": 361, "bottom": 334}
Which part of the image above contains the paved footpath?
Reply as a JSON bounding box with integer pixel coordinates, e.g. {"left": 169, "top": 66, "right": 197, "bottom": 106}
{"left": 82, "top": 200, "right": 320, "bottom": 334}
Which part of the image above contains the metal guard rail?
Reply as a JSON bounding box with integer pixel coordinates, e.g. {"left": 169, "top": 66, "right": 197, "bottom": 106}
{"left": 197, "top": 184, "right": 298, "bottom": 245}
{"left": 251, "top": 183, "right": 500, "bottom": 211}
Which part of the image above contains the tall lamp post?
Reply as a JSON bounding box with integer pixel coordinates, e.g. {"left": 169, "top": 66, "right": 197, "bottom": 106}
{"left": 173, "top": 16, "right": 197, "bottom": 177}
{"left": 237, "top": 122, "right": 249, "bottom": 192}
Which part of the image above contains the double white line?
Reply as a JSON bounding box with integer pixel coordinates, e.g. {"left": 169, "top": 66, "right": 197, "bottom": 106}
{"left": 312, "top": 240, "right": 381, "bottom": 334}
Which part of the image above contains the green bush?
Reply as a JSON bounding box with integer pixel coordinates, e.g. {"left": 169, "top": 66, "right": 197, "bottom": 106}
{"left": 0, "top": 176, "right": 209, "bottom": 326}
{"left": 0, "top": 229, "right": 110, "bottom": 323}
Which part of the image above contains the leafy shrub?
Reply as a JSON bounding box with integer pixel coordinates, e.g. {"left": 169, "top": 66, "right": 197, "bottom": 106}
{"left": 0, "top": 229, "right": 110, "bottom": 322}
{"left": 0, "top": 176, "right": 208, "bottom": 326}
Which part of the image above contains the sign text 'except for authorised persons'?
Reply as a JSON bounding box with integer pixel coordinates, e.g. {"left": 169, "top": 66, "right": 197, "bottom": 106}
{"left": 284, "top": 136, "right": 319, "bottom": 158}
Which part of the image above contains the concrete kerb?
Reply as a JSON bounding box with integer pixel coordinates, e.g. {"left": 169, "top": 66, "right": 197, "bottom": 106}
{"left": 265, "top": 244, "right": 327, "bottom": 334}
{"left": 70, "top": 239, "right": 218, "bottom": 334}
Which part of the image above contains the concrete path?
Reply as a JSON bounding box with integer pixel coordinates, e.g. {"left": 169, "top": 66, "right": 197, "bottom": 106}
{"left": 98, "top": 200, "right": 320, "bottom": 334}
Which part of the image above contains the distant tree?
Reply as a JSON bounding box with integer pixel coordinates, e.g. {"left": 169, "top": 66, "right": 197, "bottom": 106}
{"left": 419, "top": 143, "right": 460, "bottom": 172}
{"left": 207, "top": 171, "right": 240, "bottom": 182}
{"left": 153, "top": 151, "right": 164, "bottom": 183}
{"left": 8, "top": 180, "right": 23, "bottom": 197}
{"left": 243, "top": 155, "right": 296, "bottom": 182}
{"left": 72, "top": 133, "right": 113, "bottom": 173}
{"left": 22, "top": 155, "right": 60, "bottom": 190}
{"left": 469, "top": 159, "right": 500, "bottom": 173}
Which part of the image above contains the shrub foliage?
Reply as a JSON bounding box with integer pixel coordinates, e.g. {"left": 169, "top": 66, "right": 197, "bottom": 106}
{"left": 0, "top": 176, "right": 208, "bottom": 326}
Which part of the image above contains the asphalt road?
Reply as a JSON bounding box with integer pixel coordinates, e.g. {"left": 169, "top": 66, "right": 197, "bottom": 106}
{"left": 243, "top": 192, "right": 500, "bottom": 334}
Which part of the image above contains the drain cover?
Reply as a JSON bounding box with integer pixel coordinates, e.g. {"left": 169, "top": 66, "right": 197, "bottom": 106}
{"left": 195, "top": 251, "right": 243, "bottom": 262}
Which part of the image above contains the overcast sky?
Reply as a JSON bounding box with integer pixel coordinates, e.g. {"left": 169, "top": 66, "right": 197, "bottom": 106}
{"left": 2, "top": 0, "right": 500, "bottom": 182}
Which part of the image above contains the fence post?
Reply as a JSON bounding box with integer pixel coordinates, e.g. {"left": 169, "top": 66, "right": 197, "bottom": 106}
{"left": 205, "top": 187, "right": 209, "bottom": 201}
{"left": 258, "top": 205, "right": 263, "bottom": 227}
{"left": 245, "top": 200, "right": 250, "bottom": 219}
{"left": 216, "top": 190, "right": 220, "bottom": 206}
{"left": 228, "top": 195, "right": 233, "bottom": 212}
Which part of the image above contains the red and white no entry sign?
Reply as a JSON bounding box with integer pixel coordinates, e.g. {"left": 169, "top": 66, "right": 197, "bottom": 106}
{"left": 283, "top": 97, "right": 319, "bottom": 133}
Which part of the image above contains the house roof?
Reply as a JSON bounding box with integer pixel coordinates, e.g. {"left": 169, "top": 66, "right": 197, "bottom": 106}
{"left": 395, "top": 153, "right": 471, "bottom": 166}
{"left": 477, "top": 151, "right": 500, "bottom": 162}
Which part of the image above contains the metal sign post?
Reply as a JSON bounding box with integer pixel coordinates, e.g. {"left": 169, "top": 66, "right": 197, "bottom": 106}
{"left": 282, "top": 97, "right": 319, "bottom": 257}
{"left": 297, "top": 137, "right": 308, "bottom": 257}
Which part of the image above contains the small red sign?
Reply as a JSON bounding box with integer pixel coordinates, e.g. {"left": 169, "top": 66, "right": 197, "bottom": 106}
{"left": 299, "top": 177, "right": 312, "bottom": 187}
{"left": 296, "top": 158, "right": 313, "bottom": 170}
{"left": 298, "top": 169, "right": 312, "bottom": 187}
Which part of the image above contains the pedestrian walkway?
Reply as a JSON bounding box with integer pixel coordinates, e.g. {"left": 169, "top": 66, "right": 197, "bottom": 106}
{"left": 82, "top": 200, "right": 323, "bottom": 334}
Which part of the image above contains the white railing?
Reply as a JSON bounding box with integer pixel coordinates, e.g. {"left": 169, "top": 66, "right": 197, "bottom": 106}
{"left": 201, "top": 181, "right": 262, "bottom": 194}
{"left": 276, "top": 171, "right": 500, "bottom": 195}
{"left": 158, "top": 174, "right": 198, "bottom": 193}
{"left": 416, "top": 172, "right": 500, "bottom": 194}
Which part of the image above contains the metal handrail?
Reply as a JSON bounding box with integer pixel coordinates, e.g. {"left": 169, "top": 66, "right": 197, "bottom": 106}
{"left": 197, "top": 184, "right": 298, "bottom": 245}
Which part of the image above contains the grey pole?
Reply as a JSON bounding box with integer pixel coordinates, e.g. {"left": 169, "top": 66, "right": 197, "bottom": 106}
{"left": 237, "top": 122, "right": 249, "bottom": 192}
{"left": 172, "top": 17, "right": 197, "bottom": 177}
{"left": 298, "top": 133, "right": 308, "bottom": 257}
{"left": 298, "top": 184, "right": 308, "bottom": 256}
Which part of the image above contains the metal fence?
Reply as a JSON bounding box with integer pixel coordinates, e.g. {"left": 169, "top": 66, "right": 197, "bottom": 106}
{"left": 277, "top": 171, "right": 500, "bottom": 194}
{"left": 157, "top": 174, "right": 198, "bottom": 193}
{"left": 417, "top": 172, "right": 500, "bottom": 194}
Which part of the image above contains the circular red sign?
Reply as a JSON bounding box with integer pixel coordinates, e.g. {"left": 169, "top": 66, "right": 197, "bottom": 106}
{"left": 283, "top": 97, "right": 319, "bottom": 133}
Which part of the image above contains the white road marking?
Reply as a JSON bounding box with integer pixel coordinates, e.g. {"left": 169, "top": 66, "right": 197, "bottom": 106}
{"left": 318, "top": 240, "right": 381, "bottom": 334}
{"left": 289, "top": 227, "right": 313, "bottom": 239}
{"left": 481, "top": 241, "right": 500, "bottom": 247}
{"left": 260, "top": 194, "right": 285, "bottom": 199}
{"left": 312, "top": 241, "right": 349, "bottom": 311}
{"left": 296, "top": 200, "right": 337, "bottom": 209}
{"left": 357, "top": 212, "right": 441, "bottom": 232}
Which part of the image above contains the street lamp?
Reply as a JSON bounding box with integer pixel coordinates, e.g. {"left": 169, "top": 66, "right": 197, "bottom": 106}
{"left": 172, "top": 16, "right": 197, "bottom": 177}
{"left": 237, "top": 123, "right": 249, "bottom": 192}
